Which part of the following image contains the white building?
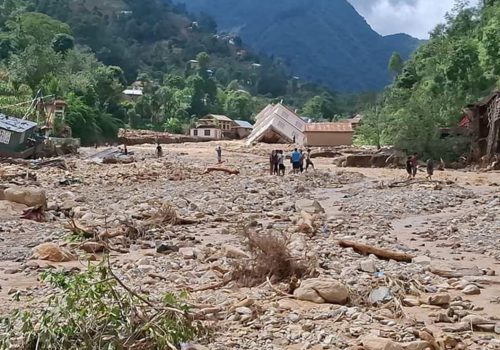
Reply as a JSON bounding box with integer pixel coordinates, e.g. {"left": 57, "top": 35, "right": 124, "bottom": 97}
{"left": 190, "top": 125, "right": 222, "bottom": 140}
{"left": 246, "top": 103, "right": 305, "bottom": 145}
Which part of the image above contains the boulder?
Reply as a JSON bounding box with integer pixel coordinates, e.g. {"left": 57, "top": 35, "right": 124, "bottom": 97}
{"left": 362, "top": 336, "right": 404, "bottom": 350}
{"left": 294, "top": 199, "right": 325, "bottom": 214}
{"left": 179, "top": 247, "right": 196, "bottom": 260}
{"left": 32, "top": 243, "right": 76, "bottom": 262}
{"left": 401, "top": 341, "right": 432, "bottom": 350}
{"left": 412, "top": 256, "right": 431, "bottom": 266}
{"left": 427, "top": 293, "right": 450, "bottom": 306}
{"left": 462, "top": 284, "right": 480, "bottom": 295}
{"left": 359, "top": 258, "right": 377, "bottom": 273}
{"left": 369, "top": 287, "right": 393, "bottom": 304}
{"left": 222, "top": 245, "right": 249, "bottom": 259}
{"left": 495, "top": 322, "right": 500, "bottom": 334}
{"left": 293, "top": 278, "right": 349, "bottom": 304}
{"left": 80, "top": 242, "right": 105, "bottom": 254}
{"left": 4, "top": 187, "right": 47, "bottom": 208}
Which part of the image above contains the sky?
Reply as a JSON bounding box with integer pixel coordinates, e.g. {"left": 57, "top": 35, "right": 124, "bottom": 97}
{"left": 347, "top": 0, "right": 476, "bottom": 39}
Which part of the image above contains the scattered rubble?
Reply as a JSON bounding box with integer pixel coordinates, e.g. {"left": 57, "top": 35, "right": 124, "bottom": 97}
{"left": 0, "top": 141, "right": 498, "bottom": 349}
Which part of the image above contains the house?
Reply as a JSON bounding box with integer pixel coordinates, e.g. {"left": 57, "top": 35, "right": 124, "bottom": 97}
{"left": 342, "top": 114, "right": 363, "bottom": 130}
{"left": 0, "top": 114, "right": 38, "bottom": 157}
{"left": 304, "top": 122, "right": 355, "bottom": 147}
{"left": 198, "top": 114, "right": 234, "bottom": 133}
{"left": 122, "top": 88, "right": 143, "bottom": 100}
{"left": 464, "top": 90, "right": 500, "bottom": 163}
{"left": 189, "top": 124, "right": 222, "bottom": 140}
{"left": 233, "top": 120, "right": 253, "bottom": 139}
{"left": 246, "top": 103, "right": 306, "bottom": 145}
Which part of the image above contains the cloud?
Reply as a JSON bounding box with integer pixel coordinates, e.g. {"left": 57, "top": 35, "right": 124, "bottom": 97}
{"left": 347, "top": 0, "right": 467, "bottom": 39}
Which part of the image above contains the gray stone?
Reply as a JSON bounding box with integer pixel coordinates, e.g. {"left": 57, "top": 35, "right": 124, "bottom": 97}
{"left": 369, "top": 287, "right": 393, "bottom": 304}
{"left": 462, "top": 284, "right": 480, "bottom": 295}
{"left": 428, "top": 293, "right": 451, "bottom": 306}
{"left": 235, "top": 307, "right": 253, "bottom": 315}
{"left": 294, "top": 199, "right": 325, "bottom": 214}
{"left": 412, "top": 255, "right": 431, "bottom": 266}
{"left": 495, "top": 323, "right": 500, "bottom": 335}
{"left": 359, "top": 259, "right": 377, "bottom": 273}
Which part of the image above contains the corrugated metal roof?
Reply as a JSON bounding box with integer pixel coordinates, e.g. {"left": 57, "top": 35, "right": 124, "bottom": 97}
{"left": 0, "top": 114, "right": 37, "bottom": 133}
{"left": 234, "top": 120, "right": 253, "bottom": 128}
{"left": 304, "top": 122, "right": 354, "bottom": 133}
{"left": 207, "top": 114, "right": 233, "bottom": 122}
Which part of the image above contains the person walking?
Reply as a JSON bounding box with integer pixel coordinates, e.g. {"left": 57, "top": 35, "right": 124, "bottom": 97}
{"left": 290, "top": 148, "right": 301, "bottom": 174}
{"left": 426, "top": 158, "right": 434, "bottom": 180}
{"left": 216, "top": 145, "right": 222, "bottom": 164}
{"left": 305, "top": 149, "right": 314, "bottom": 171}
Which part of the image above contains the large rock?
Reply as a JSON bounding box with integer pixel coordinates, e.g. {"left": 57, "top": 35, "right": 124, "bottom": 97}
{"left": 427, "top": 293, "right": 450, "bottom": 306}
{"left": 4, "top": 187, "right": 47, "bottom": 208}
{"left": 294, "top": 199, "right": 325, "bottom": 214}
{"left": 401, "top": 341, "right": 432, "bottom": 350}
{"left": 362, "top": 336, "right": 404, "bottom": 350}
{"left": 462, "top": 284, "right": 480, "bottom": 295}
{"left": 293, "top": 278, "right": 349, "bottom": 304}
{"left": 0, "top": 200, "right": 27, "bottom": 219}
{"left": 32, "top": 243, "right": 76, "bottom": 262}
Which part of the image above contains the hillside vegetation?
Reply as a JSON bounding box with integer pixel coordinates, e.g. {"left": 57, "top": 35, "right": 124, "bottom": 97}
{"left": 1, "top": 0, "right": 355, "bottom": 144}
{"left": 356, "top": 0, "right": 500, "bottom": 161}
{"left": 174, "top": 0, "right": 422, "bottom": 92}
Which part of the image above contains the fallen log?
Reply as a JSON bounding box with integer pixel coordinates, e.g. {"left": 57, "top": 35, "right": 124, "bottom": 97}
{"left": 388, "top": 179, "right": 445, "bottom": 188}
{"left": 297, "top": 210, "right": 317, "bottom": 234}
{"left": 338, "top": 240, "right": 415, "bottom": 262}
{"left": 203, "top": 167, "right": 240, "bottom": 175}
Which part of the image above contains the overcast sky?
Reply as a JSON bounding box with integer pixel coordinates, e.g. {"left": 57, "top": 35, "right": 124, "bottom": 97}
{"left": 347, "top": 0, "right": 476, "bottom": 39}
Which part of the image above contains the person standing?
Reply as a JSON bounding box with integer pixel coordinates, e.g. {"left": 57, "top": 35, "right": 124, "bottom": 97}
{"left": 269, "top": 150, "right": 276, "bottom": 175}
{"left": 278, "top": 150, "right": 285, "bottom": 176}
{"left": 305, "top": 149, "right": 315, "bottom": 171}
{"left": 405, "top": 156, "right": 413, "bottom": 180}
{"left": 216, "top": 145, "right": 222, "bottom": 164}
{"left": 290, "top": 148, "right": 301, "bottom": 174}
{"left": 299, "top": 150, "right": 305, "bottom": 173}
{"left": 426, "top": 158, "right": 434, "bottom": 180}
{"left": 156, "top": 143, "right": 163, "bottom": 158}
{"left": 411, "top": 153, "right": 419, "bottom": 178}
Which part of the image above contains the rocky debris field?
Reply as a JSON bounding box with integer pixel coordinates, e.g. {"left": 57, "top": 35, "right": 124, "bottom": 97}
{"left": 0, "top": 141, "right": 499, "bottom": 350}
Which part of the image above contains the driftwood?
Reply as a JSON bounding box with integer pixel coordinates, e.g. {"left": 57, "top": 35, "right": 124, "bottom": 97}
{"left": 20, "top": 206, "right": 46, "bottom": 222}
{"left": 203, "top": 167, "right": 240, "bottom": 175}
{"left": 388, "top": 179, "right": 444, "bottom": 188}
{"left": 338, "top": 240, "right": 415, "bottom": 262}
{"left": 297, "top": 210, "right": 317, "bottom": 234}
{"left": 429, "top": 265, "right": 483, "bottom": 279}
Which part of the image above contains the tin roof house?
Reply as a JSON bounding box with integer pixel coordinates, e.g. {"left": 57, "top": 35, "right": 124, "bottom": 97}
{"left": 0, "top": 114, "right": 38, "bottom": 158}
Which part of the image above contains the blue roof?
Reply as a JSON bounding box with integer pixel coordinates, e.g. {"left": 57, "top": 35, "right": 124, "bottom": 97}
{"left": 234, "top": 120, "right": 253, "bottom": 128}
{"left": 0, "top": 114, "right": 38, "bottom": 133}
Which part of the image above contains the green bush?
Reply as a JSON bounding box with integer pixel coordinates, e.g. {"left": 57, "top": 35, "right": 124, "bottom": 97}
{"left": 0, "top": 259, "right": 203, "bottom": 350}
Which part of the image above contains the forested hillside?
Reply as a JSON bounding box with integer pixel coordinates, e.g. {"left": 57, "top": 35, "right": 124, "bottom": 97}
{"left": 356, "top": 0, "right": 500, "bottom": 161}
{"left": 174, "top": 0, "right": 422, "bottom": 91}
{"left": 0, "top": 0, "right": 349, "bottom": 144}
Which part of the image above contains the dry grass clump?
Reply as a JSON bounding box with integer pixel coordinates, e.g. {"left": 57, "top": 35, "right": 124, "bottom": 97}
{"left": 232, "top": 229, "right": 316, "bottom": 287}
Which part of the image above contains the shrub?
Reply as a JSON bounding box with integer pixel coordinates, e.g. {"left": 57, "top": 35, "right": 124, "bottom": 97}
{"left": 0, "top": 258, "right": 204, "bottom": 350}
{"left": 232, "top": 230, "right": 316, "bottom": 287}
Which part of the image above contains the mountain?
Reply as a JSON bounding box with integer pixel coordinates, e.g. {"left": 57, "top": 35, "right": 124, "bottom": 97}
{"left": 174, "top": 0, "right": 423, "bottom": 91}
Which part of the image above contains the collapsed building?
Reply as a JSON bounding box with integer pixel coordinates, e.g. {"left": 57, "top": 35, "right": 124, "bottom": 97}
{"left": 464, "top": 90, "right": 500, "bottom": 164}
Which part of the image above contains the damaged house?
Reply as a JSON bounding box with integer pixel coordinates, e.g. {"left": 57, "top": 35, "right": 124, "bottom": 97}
{"left": 464, "top": 90, "right": 500, "bottom": 163}
{"left": 246, "top": 104, "right": 306, "bottom": 145}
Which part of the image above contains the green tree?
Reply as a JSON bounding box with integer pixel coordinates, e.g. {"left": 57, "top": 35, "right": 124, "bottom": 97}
{"left": 388, "top": 52, "right": 404, "bottom": 78}
{"left": 224, "top": 90, "right": 253, "bottom": 121}
{"left": 52, "top": 33, "right": 74, "bottom": 54}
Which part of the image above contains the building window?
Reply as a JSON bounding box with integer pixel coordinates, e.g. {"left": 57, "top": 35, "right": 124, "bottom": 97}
{"left": 204, "top": 129, "right": 211, "bottom": 136}
{"left": 193, "top": 130, "right": 198, "bottom": 136}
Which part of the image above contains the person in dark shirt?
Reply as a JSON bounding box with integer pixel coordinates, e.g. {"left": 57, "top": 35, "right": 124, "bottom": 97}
{"left": 426, "top": 159, "right": 434, "bottom": 180}
{"left": 411, "top": 153, "right": 419, "bottom": 178}
{"left": 406, "top": 156, "right": 413, "bottom": 179}
{"left": 156, "top": 143, "right": 163, "bottom": 158}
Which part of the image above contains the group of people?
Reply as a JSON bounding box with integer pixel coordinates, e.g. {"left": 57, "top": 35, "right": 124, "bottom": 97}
{"left": 269, "top": 148, "right": 314, "bottom": 176}
{"left": 406, "top": 153, "right": 434, "bottom": 180}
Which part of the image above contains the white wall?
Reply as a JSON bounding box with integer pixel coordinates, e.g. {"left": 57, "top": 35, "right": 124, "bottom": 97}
{"left": 190, "top": 128, "right": 221, "bottom": 139}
